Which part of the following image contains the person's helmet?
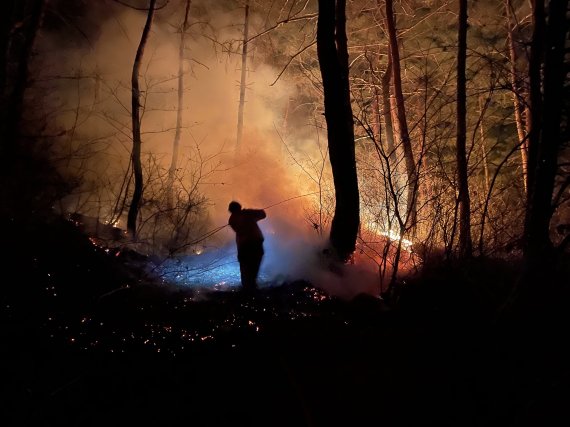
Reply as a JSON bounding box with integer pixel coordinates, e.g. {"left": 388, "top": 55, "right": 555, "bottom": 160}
{"left": 228, "top": 201, "right": 242, "bottom": 213}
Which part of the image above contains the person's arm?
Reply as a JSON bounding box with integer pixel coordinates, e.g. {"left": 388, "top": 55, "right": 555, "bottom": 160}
{"left": 228, "top": 214, "right": 238, "bottom": 231}
{"left": 244, "top": 209, "right": 266, "bottom": 221}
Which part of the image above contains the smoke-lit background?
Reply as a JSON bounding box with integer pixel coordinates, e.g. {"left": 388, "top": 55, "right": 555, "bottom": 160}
{"left": 27, "top": 0, "right": 388, "bottom": 298}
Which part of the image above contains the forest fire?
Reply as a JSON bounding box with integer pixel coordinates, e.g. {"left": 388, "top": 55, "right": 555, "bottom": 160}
{"left": 29, "top": 0, "right": 453, "bottom": 298}
{"left": 3, "top": 1, "right": 569, "bottom": 426}
{"left": 67, "top": 191, "right": 418, "bottom": 297}
{"left": 378, "top": 230, "right": 413, "bottom": 251}
{"left": 150, "top": 213, "right": 419, "bottom": 300}
{"left": 353, "top": 226, "right": 419, "bottom": 283}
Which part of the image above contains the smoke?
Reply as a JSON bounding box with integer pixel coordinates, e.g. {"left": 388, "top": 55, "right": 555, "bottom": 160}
{"left": 261, "top": 221, "right": 382, "bottom": 300}
{"left": 34, "top": 0, "right": 384, "bottom": 299}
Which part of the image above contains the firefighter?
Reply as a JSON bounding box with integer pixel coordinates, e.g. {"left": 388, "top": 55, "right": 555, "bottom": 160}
{"left": 228, "top": 201, "right": 267, "bottom": 292}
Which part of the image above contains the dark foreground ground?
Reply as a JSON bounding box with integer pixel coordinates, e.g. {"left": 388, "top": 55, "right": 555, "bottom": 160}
{"left": 1, "top": 217, "right": 569, "bottom": 427}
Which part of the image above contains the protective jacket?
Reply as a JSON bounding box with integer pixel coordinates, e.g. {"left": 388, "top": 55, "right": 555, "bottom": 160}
{"left": 228, "top": 209, "right": 266, "bottom": 247}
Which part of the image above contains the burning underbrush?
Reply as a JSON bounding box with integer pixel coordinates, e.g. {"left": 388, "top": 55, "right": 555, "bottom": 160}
{"left": 155, "top": 231, "right": 420, "bottom": 301}
{"left": 4, "top": 213, "right": 394, "bottom": 357}
{"left": 62, "top": 207, "right": 422, "bottom": 301}
{"left": 1, "top": 207, "right": 451, "bottom": 361}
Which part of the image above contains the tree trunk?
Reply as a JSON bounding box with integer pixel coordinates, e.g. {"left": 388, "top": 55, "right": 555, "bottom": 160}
{"left": 478, "top": 96, "right": 490, "bottom": 196}
{"left": 372, "top": 80, "right": 381, "bottom": 146}
{"left": 504, "top": 0, "right": 568, "bottom": 317}
{"left": 379, "top": 52, "right": 402, "bottom": 229}
{"left": 167, "top": 0, "right": 191, "bottom": 207}
{"left": 236, "top": 0, "right": 250, "bottom": 153}
{"left": 317, "top": 0, "right": 359, "bottom": 263}
{"left": 2, "top": 0, "right": 46, "bottom": 157}
{"left": 380, "top": 53, "right": 397, "bottom": 166}
{"left": 506, "top": 0, "right": 528, "bottom": 194}
{"left": 523, "top": 0, "right": 545, "bottom": 259}
{"left": 456, "top": 0, "right": 472, "bottom": 258}
{"left": 524, "top": 0, "right": 568, "bottom": 260}
{"left": 0, "top": 0, "right": 17, "bottom": 107}
{"left": 127, "top": 0, "right": 156, "bottom": 238}
{"left": 384, "top": 0, "right": 417, "bottom": 234}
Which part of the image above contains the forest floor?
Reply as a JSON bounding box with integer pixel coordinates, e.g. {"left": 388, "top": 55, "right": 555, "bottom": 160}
{"left": 1, "top": 216, "right": 569, "bottom": 427}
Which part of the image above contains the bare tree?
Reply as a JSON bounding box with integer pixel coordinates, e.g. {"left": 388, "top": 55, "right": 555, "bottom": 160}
{"left": 380, "top": 53, "right": 396, "bottom": 167}
{"left": 127, "top": 0, "right": 157, "bottom": 238}
{"left": 456, "top": 0, "right": 473, "bottom": 258}
{"left": 506, "top": 0, "right": 529, "bottom": 194}
{"left": 524, "top": 0, "right": 568, "bottom": 261}
{"left": 1, "top": 0, "right": 47, "bottom": 156}
{"left": 384, "top": 0, "right": 417, "bottom": 236}
{"left": 236, "top": 0, "right": 250, "bottom": 152}
{"left": 167, "top": 0, "right": 192, "bottom": 207}
{"left": 317, "top": 0, "right": 359, "bottom": 263}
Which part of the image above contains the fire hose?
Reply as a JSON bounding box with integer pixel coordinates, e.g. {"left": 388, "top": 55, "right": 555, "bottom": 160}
{"left": 168, "top": 190, "right": 326, "bottom": 256}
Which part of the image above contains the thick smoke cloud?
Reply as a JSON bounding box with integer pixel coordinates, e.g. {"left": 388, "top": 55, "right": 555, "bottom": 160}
{"left": 36, "top": 0, "right": 383, "bottom": 299}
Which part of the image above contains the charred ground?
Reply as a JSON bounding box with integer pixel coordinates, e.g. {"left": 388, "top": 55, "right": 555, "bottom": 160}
{"left": 1, "top": 214, "right": 569, "bottom": 427}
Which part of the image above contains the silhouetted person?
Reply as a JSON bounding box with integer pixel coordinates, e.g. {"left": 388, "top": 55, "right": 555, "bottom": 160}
{"left": 228, "top": 201, "right": 266, "bottom": 292}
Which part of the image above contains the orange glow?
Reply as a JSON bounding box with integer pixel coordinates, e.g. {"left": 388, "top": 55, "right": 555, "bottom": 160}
{"left": 354, "top": 225, "right": 420, "bottom": 279}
